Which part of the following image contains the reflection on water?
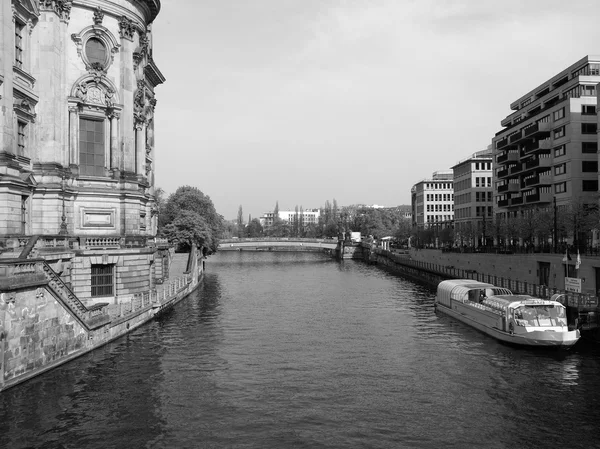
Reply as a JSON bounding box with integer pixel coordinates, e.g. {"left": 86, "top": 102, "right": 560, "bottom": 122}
{"left": 1, "top": 251, "right": 600, "bottom": 449}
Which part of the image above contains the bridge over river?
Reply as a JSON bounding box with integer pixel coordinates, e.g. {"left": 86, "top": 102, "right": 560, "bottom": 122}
{"left": 218, "top": 237, "right": 338, "bottom": 252}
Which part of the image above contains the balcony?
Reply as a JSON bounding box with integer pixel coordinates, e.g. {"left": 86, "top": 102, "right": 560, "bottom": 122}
{"left": 523, "top": 157, "right": 552, "bottom": 172}
{"left": 496, "top": 138, "right": 508, "bottom": 150}
{"left": 497, "top": 199, "right": 509, "bottom": 207}
{"left": 497, "top": 151, "right": 519, "bottom": 164}
{"left": 497, "top": 168, "right": 509, "bottom": 179}
{"left": 509, "top": 132, "right": 522, "bottom": 144}
{"left": 523, "top": 121, "right": 551, "bottom": 138}
{"left": 524, "top": 173, "right": 552, "bottom": 187}
{"left": 509, "top": 163, "right": 522, "bottom": 175}
{"left": 523, "top": 139, "right": 552, "bottom": 155}
{"left": 510, "top": 196, "right": 524, "bottom": 205}
{"left": 498, "top": 183, "right": 519, "bottom": 193}
{"left": 525, "top": 190, "right": 553, "bottom": 204}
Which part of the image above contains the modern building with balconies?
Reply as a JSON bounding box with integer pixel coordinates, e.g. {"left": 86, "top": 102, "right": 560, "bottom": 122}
{"left": 493, "top": 56, "right": 600, "bottom": 226}
{"left": 451, "top": 147, "right": 493, "bottom": 247}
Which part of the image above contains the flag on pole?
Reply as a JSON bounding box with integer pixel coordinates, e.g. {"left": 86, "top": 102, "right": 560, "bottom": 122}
{"left": 576, "top": 250, "right": 581, "bottom": 270}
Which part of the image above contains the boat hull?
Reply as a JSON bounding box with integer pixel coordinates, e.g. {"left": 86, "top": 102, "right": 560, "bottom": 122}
{"left": 436, "top": 302, "right": 580, "bottom": 348}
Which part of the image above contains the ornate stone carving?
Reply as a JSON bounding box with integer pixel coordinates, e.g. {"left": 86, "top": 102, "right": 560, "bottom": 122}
{"left": 107, "top": 109, "right": 120, "bottom": 120}
{"left": 88, "top": 63, "right": 107, "bottom": 84}
{"left": 139, "top": 33, "right": 150, "bottom": 56}
{"left": 119, "top": 15, "right": 136, "bottom": 40}
{"left": 105, "top": 88, "right": 115, "bottom": 108}
{"left": 93, "top": 7, "right": 104, "bottom": 25}
{"left": 133, "top": 51, "right": 143, "bottom": 70}
{"left": 39, "top": 0, "right": 72, "bottom": 22}
{"left": 134, "top": 80, "right": 147, "bottom": 122}
{"left": 74, "top": 82, "right": 87, "bottom": 101}
{"left": 86, "top": 86, "right": 104, "bottom": 105}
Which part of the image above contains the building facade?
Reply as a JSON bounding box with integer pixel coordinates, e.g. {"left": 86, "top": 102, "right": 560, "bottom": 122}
{"left": 493, "top": 56, "right": 600, "bottom": 244}
{"left": 260, "top": 209, "right": 321, "bottom": 229}
{"left": 1, "top": 1, "right": 165, "bottom": 304}
{"left": 452, "top": 147, "right": 493, "bottom": 247}
{"left": 411, "top": 171, "right": 454, "bottom": 246}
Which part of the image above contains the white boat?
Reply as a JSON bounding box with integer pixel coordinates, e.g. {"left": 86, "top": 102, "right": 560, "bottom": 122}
{"left": 435, "top": 279, "right": 580, "bottom": 348}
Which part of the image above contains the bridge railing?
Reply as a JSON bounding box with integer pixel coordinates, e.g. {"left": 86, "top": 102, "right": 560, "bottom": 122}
{"left": 220, "top": 237, "right": 337, "bottom": 244}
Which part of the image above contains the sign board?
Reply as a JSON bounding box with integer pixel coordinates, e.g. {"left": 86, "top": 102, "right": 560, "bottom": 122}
{"left": 565, "top": 277, "right": 582, "bottom": 293}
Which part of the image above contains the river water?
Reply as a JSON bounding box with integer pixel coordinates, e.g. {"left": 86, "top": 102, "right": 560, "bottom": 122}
{"left": 1, "top": 251, "right": 600, "bottom": 449}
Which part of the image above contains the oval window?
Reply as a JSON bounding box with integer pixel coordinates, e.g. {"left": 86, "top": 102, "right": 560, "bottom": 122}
{"left": 85, "top": 37, "right": 107, "bottom": 66}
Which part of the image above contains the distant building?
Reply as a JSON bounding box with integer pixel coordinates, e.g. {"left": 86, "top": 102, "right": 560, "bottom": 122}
{"left": 260, "top": 209, "right": 321, "bottom": 228}
{"left": 452, "top": 147, "right": 494, "bottom": 247}
{"left": 411, "top": 171, "right": 454, "bottom": 231}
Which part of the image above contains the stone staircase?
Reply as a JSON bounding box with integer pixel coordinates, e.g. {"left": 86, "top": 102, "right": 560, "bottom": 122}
{"left": 155, "top": 252, "right": 190, "bottom": 297}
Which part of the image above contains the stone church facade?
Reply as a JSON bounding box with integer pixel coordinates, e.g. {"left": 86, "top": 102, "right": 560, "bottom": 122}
{"left": 0, "top": 0, "right": 166, "bottom": 306}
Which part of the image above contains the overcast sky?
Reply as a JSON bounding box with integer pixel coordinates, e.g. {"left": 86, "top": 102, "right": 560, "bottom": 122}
{"left": 152, "top": 0, "right": 600, "bottom": 220}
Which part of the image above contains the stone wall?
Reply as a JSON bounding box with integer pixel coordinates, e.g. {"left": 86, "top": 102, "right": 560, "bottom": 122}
{"left": 407, "top": 249, "right": 599, "bottom": 294}
{"left": 0, "top": 287, "right": 87, "bottom": 386}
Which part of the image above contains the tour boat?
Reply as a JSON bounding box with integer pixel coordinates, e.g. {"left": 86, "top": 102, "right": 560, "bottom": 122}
{"left": 435, "top": 279, "right": 580, "bottom": 348}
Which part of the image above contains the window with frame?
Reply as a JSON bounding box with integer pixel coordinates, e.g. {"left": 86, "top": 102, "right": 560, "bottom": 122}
{"left": 21, "top": 195, "right": 28, "bottom": 234}
{"left": 555, "top": 182, "right": 567, "bottom": 194}
{"left": 79, "top": 118, "right": 105, "bottom": 176}
{"left": 555, "top": 164, "right": 566, "bottom": 175}
{"left": 17, "top": 121, "right": 26, "bottom": 155}
{"left": 582, "top": 85, "right": 597, "bottom": 96}
{"left": 582, "top": 105, "right": 596, "bottom": 115}
{"left": 553, "top": 108, "right": 565, "bottom": 121}
{"left": 582, "top": 123, "right": 597, "bottom": 134}
{"left": 15, "top": 21, "right": 24, "bottom": 68}
{"left": 583, "top": 180, "right": 599, "bottom": 192}
{"left": 554, "top": 127, "right": 565, "bottom": 139}
{"left": 582, "top": 142, "right": 597, "bottom": 153}
{"left": 554, "top": 145, "right": 566, "bottom": 157}
{"left": 582, "top": 161, "right": 598, "bottom": 172}
{"left": 91, "top": 264, "right": 114, "bottom": 297}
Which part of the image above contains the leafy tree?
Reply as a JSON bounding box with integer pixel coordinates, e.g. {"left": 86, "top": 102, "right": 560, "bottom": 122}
{"left": 163, "top": 211, "right": 213, "bottom": 253}
{"left": 161, "top": 186, "right": 223, "bottom": 254}
{"left": 237, "top": 205, "right": 244, "bottom": 238}
{"left": 246, "top": 218, "right": 264, "bottom": 237}
{"left": 154, "top": 187, "right": 168, "bottom": 234}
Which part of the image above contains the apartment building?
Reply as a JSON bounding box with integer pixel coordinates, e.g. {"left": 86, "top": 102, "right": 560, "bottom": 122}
{"left": 411, "top": 170, "right": 454, "bottom": 231}
{"left": 452, "top": 148, "right": 494, "bottom": 246}
{"left": 260, "top": 209, "right": 321, "bottom": 228}
{"left": 493, "top": 56, "right": 600, "bottom": 224}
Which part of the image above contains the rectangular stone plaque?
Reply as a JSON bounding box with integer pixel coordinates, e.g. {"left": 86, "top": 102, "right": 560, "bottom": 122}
{"left": 81, "top": 208, "right": 115, "bottom": 228}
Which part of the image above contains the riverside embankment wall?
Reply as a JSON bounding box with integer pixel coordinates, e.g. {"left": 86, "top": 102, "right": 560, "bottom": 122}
{"left": 406, "top": 249, "right": 598, "bottom": 294}
{"left": 0, "top": 249, "right": 204, "bottom": 392}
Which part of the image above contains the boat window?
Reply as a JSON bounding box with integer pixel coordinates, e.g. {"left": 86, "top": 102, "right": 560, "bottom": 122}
{"left": 514, "top": 305, "right": 566, "bottom": 327}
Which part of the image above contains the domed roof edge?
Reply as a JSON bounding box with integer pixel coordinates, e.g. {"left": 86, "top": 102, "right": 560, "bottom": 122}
{"left": 143, "top": 0, "right": 161, "bottom": 23}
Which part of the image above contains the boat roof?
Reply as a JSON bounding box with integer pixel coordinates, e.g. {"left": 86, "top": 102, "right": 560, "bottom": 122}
{"left": 438, "top": 279, "right": 494, "bottom": 291}
{"left": 487, "top": 294, "right": 564, "bottom": 308}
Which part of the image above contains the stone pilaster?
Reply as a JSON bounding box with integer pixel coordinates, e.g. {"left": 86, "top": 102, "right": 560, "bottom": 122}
{"left": 135, "top": 120, "right": 146, "bottom": 175}
{"left": 109, "top": 111, "right": 120, "bottom": 172}
{"left": 0, "top": 2, "right": 15, "bottom": 156}
{"left": 118, "top": 15, "right": 136, "bottom": 174}
{"left": 36, "top": 2, "right": 71, "bottom": 168}
{"left": 68, "top": 105, "right": 78, "bottom": 166}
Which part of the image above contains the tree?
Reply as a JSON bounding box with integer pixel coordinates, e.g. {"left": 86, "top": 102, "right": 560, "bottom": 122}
{"left": 161, "top": 186, "right": 223, "bottom": 254}
{"left": 162, "top": 211, "right": 213, "bottom": 253}
{"left": 269, "top": 200, "right": 286, "bottom": 237}
{"left": 237, "top": 205, "right": 244, "bottom": 238}
{"left": 154, "top": 187, "right": 168, "bottom": 235}
{"left": 246, "top": 218, "right": 263, "bottom": 237}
